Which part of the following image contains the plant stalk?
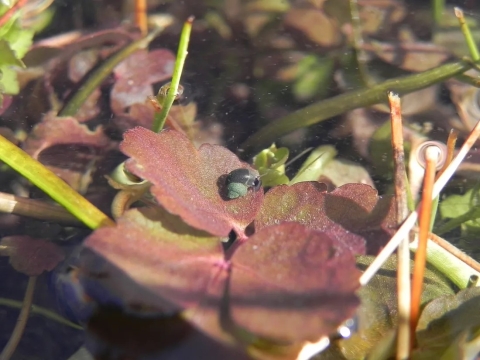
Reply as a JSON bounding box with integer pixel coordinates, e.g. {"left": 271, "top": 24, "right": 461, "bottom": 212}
{"left": 152, "top": 16, "right": 193, "bottom": 132}
{"left": 240, "top": 60, "right": 474, "bottom": 156}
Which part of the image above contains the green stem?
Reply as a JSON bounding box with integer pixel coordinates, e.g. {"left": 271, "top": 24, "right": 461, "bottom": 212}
{"left": 410, "top": 238, "right": 480, "bottom": 289}
{"left": 434, "top": 207, "right": 480, "bottom": 235}
{"left": 455, "top": 7, "right": 480, "bottom": 62}
{"left": 59, "top": 29, "right": 163, "bottom": 117}
{"left": 240, "top": 60, "right": 473, "bottom": 156}
{"left": 0, "top": 134, "right": 114, "bottom": 229}
{"left": 432, "top": 0, "right": 445, "bottom": 27}
{"left": 455, "top": 73, "right": 480, "bottom": 87}
{"left": 0, "top": 297, "right": 82, "bottom": 330}
{"left": 152, "top": 16, "right": 193, "bottom": 133}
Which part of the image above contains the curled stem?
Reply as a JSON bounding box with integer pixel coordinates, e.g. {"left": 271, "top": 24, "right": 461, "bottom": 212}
{"left": 0, "top": 276, "right": 36, "bottom": 360}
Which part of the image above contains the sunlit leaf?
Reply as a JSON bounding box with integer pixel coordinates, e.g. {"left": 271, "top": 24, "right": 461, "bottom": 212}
{"left": 23, "top": 113, "right": 113, "bottom": 191}
{"left": 255, "top": 182, "right": 395, "bottom": 255}
{"left": 81, "top": 207, "right": 224, "bottom": 313}
{"left": 229, "top": 222, "right": 360, "bottom": 343}
{"left": 120, "top": 127, "right": 264, "bottom": 237}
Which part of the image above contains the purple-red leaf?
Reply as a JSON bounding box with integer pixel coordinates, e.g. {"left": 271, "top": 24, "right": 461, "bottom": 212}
{"left": 120, "top": 127, "right": 264, "bottom": 237}
{"left": 255, "top": 182, "right": 395, "bottom": 255}
{"left": 23, "top": 113, "right": 113, "bottom": 191}
{"left": 111, "top": 49, "right": 175, "bottom": 114}
{"left": 0, "top": 236, "right": 64, "bottom": 276}
{"left": 81, "top": 207, "right": 224, "bottom": 313}
{"left": 228, "top": 222, "right": 360, "bottom": 342}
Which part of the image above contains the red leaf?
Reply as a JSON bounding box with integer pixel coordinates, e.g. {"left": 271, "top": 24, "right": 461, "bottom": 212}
{"left": 255, "top": 182, "right": 395, "bottom": 255}
{"left": 228, "top": 222, "right": 360, "bottom": 342}
{"left": 111, "top": 49, "right": 175, "bottom": 114}
{"left": 120, "top": 127, "right": 264, "bottom": 237}
{"left": 1, "top": 236, "right": 64, "bottom": 276}
{"left": 82, "top": 207, "right": 225, "bottom": 313}
{"left": 23, "top": 113, "right": 113, "bottom": 191}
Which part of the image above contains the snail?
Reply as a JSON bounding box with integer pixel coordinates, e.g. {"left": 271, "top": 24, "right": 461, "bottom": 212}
{"left": 225, "top": 168, "right": 262, "bottom": 199}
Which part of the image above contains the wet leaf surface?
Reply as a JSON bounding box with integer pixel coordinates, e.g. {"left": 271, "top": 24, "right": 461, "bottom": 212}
{"left": 81, "top": 207, "right": 224, "bottom": 313}
{"left": 120, "top": 127, "right": 264, "bottom": 237}
{"left": 317, "top": 255, "right": 455, "bottom": 360}
{"left": 111, "top": 49, "right": 175, "bottom": 114}
{"left": 23, "top": 113, "right": 113, "bottom": 191}
{"left": 229, "top": 222, "right": 360, "bottom": 342}
{"left": 0, "top": 236, "right": 64, "bottom": 276}
{"left": 255, "top": 182, "right": 395, "bottom": 255}
{"left": 415, "top": 287, "right": 480, "bottom": 355}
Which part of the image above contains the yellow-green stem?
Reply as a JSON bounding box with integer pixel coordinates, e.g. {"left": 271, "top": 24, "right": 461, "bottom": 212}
{"left": 0, "top": 134, "right": 113, "bottom": 229}
{"left": 152, "top": 16, "right": 193, "bottom": 132}
{"left": 455, "top": 7, "right": 480, "bottom": 62}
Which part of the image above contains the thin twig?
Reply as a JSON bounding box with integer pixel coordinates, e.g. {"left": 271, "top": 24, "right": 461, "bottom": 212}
{"left": 388, "top": 92, "right": 411, "bottom": 359}
{"left": 0, "top": 0, "right": 28, "bottom": 28}
{"left": 0, "top": 276, "right": 36, "bottom": 360}
{"left": 436, "top": 130, "right": 457, "bottom": 179}
{"left": 410, "top": 146, "right": 439, "bottom": 341}
{"left": 360, "top": 118, "right": 480, "bottom": 286}
{"left": 0, "top": 297, "right": 82, "bottom": 330}
{"left": 135, "top": 0, "right": 148, "bottom": 36}
{"left": 427, "top": 231, "right": 480, "bottom": 273}
{"left": 0, "top": 191, "right": 83, "bottom": 226}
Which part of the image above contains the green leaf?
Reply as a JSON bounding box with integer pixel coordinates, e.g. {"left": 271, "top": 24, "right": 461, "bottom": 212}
{"left": 2, "top": 23, "right": 34, "bottom": 59}
{"left": 437, "top": 188, "right": 480, "bottom": 235}
{"left": 0, "top": 39, "right": 24, "bottom": 67}
{"left": 253, "top": 143, "right": 290, "bottom": 187}
{"left": 0, "top": 64, "right": 19, "bottom": 94}
{"left": 0, "top": 39, "right": 25, "bottom": 95}
{"left": 293, "top": 55, "right": 334, "bottom": 101}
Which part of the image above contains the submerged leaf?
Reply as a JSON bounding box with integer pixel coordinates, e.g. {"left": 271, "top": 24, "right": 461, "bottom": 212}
{"left": 414, "top": 287, "right": 480, "bottom": 359}
{"left": 255, "top": 182, "right": 395, "bottom": 255}
{"left": 0, "top": 236, "right": 64, "bottom": 276}
{"left": 120, "top": 127, "right": 264, "bottom": 237}
{"left": 23, "top": 113, "right": 113, "bottom": 191}
{"left": 111, "top": 49, "right": 175, "bottom": 114}
{"left": 229, "top": 222, "right": 360, "bottom": 343}
{"left": 318, "top": 255, "right": 455, "bottom": 360}
{"left": 81, "top": 207, "right": 224, "bottom": 313}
